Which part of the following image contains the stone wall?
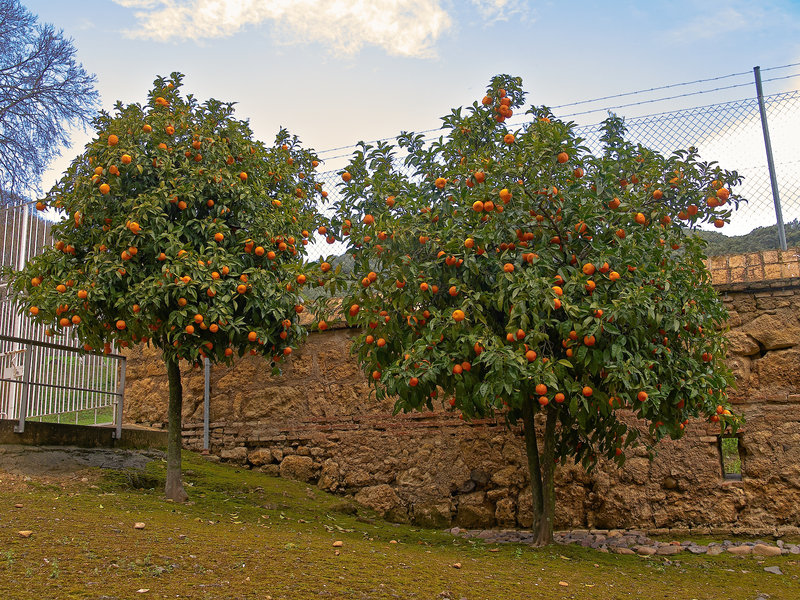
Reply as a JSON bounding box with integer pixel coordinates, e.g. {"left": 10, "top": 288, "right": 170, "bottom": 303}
{"left": 123, "top": 248, "right": 800, "bottom": 535}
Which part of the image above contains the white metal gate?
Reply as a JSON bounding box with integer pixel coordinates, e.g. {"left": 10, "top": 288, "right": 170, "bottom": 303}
{"left": 0, "top": 197, "right": 124, "bottom": 431}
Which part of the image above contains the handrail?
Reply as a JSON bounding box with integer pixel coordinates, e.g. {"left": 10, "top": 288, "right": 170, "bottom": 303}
{"left": 0, "top": 333, "right": 126, "bottom": 359}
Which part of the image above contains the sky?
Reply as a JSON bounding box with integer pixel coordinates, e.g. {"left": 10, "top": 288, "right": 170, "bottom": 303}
{"left": 19, "top": 0, "right": 800, "bottom": 225}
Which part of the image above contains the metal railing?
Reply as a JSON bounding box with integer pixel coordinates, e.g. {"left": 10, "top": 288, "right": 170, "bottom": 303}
{"left": 0, "top": 334, "right": 126, "bottom": 437}
{"left": 1, "top": 199, "right": 125, "bottom": 432}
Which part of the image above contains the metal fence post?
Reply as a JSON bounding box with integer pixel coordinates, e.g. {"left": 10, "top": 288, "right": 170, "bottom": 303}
{"left": 754, "top": 66, "right": 788, "bottom": 251}
{"left": 203, "top": 357, "right": 210, "bottom": 454}
{"left": 14, "top": 346, "right": 31, "bottom": 433}
{"left": 114, "top": 356, "right": 126, "bottom": 440}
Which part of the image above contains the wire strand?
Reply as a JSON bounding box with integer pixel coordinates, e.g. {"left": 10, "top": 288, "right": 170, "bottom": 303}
{"left": 558, "top": 73, "right": 800, "bottom": 118}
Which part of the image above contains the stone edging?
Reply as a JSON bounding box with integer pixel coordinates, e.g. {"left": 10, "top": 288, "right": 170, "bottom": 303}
{"left": 449, "top": 527, "right": 798, "bottom": 557}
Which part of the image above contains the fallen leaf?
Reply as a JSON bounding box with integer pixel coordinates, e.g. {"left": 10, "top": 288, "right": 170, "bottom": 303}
{"left": 14, "top": 504, "right": 23, "bottom": 509}
{"left": 333, "top": 540, "right": 343, "bottom": 547}
{"left": 389, "top": 540, "right": 398, "bottom": 544}
{"left": 452, "top": 562, "right": 462, "bottom": 569}
{"left": 488, "top": 548, "right": 500, "bottom": 553}
{"left": 17, "top": 530, "right": 33, "bottom": 538}
{"left": 133, "top": 522, "right": 146, "bottom": 530}
{"left": 136, "top": 589, "right": 149, "bottom": 593}
{"left": 558, "top": 581, "right": 569, "bottom": 587}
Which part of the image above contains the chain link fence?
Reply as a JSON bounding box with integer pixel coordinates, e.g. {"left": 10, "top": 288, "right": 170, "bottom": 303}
{"left": 304, "top": 89, "right": 800, "bottom": 262}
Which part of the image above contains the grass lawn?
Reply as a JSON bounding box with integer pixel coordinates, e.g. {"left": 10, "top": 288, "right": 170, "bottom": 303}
{"left": 32, "top": 406, "right": 114, "bottom": 426}
{"left": 1, "top": 451, "right": 798, "bottom": 600}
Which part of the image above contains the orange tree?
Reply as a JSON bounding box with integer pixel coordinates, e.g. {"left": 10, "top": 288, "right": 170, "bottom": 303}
{"left": 332, "top": 75, "right": 741, "bottom": 545}
{"left": 7, "top": 73, "right": 331, "bottom": 501}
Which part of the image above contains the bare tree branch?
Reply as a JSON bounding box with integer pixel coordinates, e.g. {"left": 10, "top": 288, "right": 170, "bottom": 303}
{"left": 0, "top": 0, "right": 99, "bottom": 201}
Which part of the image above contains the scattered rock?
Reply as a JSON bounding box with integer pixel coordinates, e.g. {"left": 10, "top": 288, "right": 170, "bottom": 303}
{"left": 17, "top": 530, "right": 33, "bottom": 538}
{"left": 707, "top": 546, "right": 725, "bottom": 556}
{"left": 612, "top": 547, "right": 635, "bottom": 555}
{"left": 728, "top": 545, "right": 753, "bottom": 555}
{"left": 332, "top": 540, "right": 343, "bottom": 547}
{"left": 558, "top": 581, "right": 569, "bottom": 587}
{"left": 688, "top": 546, "right": 708, "bottom": 554}
{"left": 14, "top": 503, "right": 23, "bottom": 508}
{"left": 452, "top": 562, "right": 461, "bottom": 569}
{"left": 279, "top": 455, "right": 315, "bottom": 483}
{"left": 133, "top": 522, "right": 146, "bottom": 530}
{"left": 764, "top": 566, "right": 783, "bottom": 575}
{"left": 657, "top": 545, "right": 682, "bottom": 555}
{"left": 219, "top": 447, "right": 248, "bottom": 463}
{"left": 753, "top": 544, "right": 782, "bottom": 557}
{"left": 635, "top": 546, "right": 657, "bottom": 556}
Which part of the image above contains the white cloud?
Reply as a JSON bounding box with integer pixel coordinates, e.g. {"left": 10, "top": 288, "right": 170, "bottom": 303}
{"left": 112, "top": 0, "right": 531, "bottom": 56}
{"left": 113, "top": 0, "right": 457, "bottom": 58}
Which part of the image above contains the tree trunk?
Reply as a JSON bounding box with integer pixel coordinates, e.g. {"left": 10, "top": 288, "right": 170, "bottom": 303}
{"left": 522, "top": 400, "right": 557, "bottom": 546}
{"left": 164, "top": 356, "right": 188, "bottom": 502}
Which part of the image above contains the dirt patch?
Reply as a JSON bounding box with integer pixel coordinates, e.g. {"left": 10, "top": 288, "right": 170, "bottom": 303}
{"left": 0, "top": 444, "right": 164, "bottom": 478}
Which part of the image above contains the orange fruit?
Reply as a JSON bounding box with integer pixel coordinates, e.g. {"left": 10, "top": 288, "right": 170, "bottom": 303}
{"left": 29, "top": 306, "right": 39, "bottom": 316}
{"left": 503, "top": 263, "right": 514, "bottom": 273}
{"left": 582, "top": 263, "right": 595, "bottom": 276}
{"left": 108, "top": 134, "right": 119, "bottom": 146}
{"left": 99, "top": 183, "right": 110, "bottom": 195}
{"left": 503, "top": 133, "right": 515, "bottom": 144}
{"left": 116, "top": 320, "right": 126, "bottom": 330}
{"left": 237, "top": 284, "right": 247, "bottom": 294}
{"left": 652, "top": 189, "right": 663, "bottom": 200}
{"left": 185, "top": 324, "right": 195, "bottom": 334}
{"left": 472, "top": 200, "right": 484, "bottom": 212}
{"left": 525, "top": 350, "right": 537, "bottom": 362}
{"left": 635, "top": 212, "right": 646, "bottom": 225}
{"left": 214, "top": 232, "right": 224, "bottom": 242}
{"left": 538, "top": 396, "right": 549, "bottom": 406}
{"left": 557, "top": 152, "right": 569, "bottom": 163}
{"left": 341, "top": 171, "right": 352, "bottom": 182}
{"left": 239, "top": 172, "right": 247, "bottom": 181}
{"left": 452, "top": 310, "right": 465, "bottom": 322}
{"left": 409, "top": 377, "right": 418, "bottom": 387}
{"left": 248, "top": 331, "right": 258, "bottom": 342}
{"left": 499, "top": 188, "right": 512, "bottom": 203}
{"left": 608, "top": 197, "right": 621, "bottom": 209}
{"left": 637, "top": 391, "right": 648, "bottom": 402}
{"left": 435, "top": 177, "right": 447, "bottom": 189}
{"left": 582, "top": 386, "right": 593, "bottom": 397}
{"left": 554, "top": 393, "right": 565, "bottom": 404}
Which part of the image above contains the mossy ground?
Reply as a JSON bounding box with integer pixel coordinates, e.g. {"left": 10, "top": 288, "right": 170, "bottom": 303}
{"left": 1, "top": 451, "right": 798, "bottom": 599}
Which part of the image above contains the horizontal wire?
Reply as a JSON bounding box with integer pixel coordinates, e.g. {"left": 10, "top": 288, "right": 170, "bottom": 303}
{"left": 558, "top": 73, "right": 800, "bottom": 118}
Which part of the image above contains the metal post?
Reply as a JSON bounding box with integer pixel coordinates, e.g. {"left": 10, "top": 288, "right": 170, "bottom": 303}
{"left": 12, "top": 203, "right": 30, "bottom": 341}
{"left": 203, "top": 357, "right": 210, "bottom": 454}
{"left": 14, "top": 346, "right": 31, "bottom": 433}
{"left": 114, "top": 356, "right": 126, "bottom": 440}
{"left": 754, "top": 66, "right": 788, "bottom": 251}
